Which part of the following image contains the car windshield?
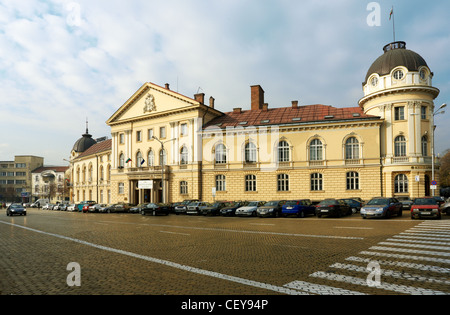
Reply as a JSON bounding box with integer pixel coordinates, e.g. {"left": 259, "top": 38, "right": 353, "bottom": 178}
{"left": 414, "top": 198, "right": 438, "bottom": 205}
{"left": 367, "top": 198, "right": 389, "bottom": 205}
{"left": 285, "top": 200, "right": 300, "bottom": 206}
{"left": 264, "top": 201, "right": 279, "bottom": 206}
{"left": 10, "top": 204, "right": 22, "bottom": 208}
{"left": 247, "top": 201, "right": 259, "bottom": 206}
{"left": 319, "top": 200, "right": 338, "bottom": 205}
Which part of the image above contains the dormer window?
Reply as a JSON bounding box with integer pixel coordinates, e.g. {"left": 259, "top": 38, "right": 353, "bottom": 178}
{"left": 393, "top": 69, "right": 404, "bottom": 80}
{"left": 371, "top": 76, "right": 378, "bottom": 87}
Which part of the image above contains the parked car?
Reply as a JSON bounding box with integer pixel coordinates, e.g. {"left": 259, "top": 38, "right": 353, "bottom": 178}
{"left": 6, "top": 203, "right": 27, "bottom": 216}
{"left": 360, "top": 197, "right": 402, "bottom": 219}
{"left": 410, "top": 197, "right": 441, "bottom": 220}
{"left": 129, "top": 203, "right": 149, "bottom": 214}
{"left": 397, "top": 196, "right": 414, "bottom": 211}
{"left": 66, "top": 204, "right": 76, "bottom": 211}
{"left": 59, "top": 204, "right": 68, "bottom": 211}
{"left": 141, "top": 203, "right": 170, "bottom": 216}
{"left": 88, "top": 204, "right": 107, "bottom": 213}
{"left": 98, "top": 204, "right": 114, "bottom": 213}
{"left": 316, "top": 199, "right": 352, "bottom": 218}
{"left": 174, "top": 199, "right": 199, "bottom": 215}
{"left": 42, "top": 203, "right": 54, "bottom": 210}
{"left": 82, "top": 202, "right": 96, "bottom": 213}
{"left": 201, "top": 201, "right": 230, "bottom": 216}
{"left": 220, "top": 201, "right": 248, "bottom": 216}
{"left": 103, "top": 204, "right": 127, "bottom": 213}
{"left": 236, "top": 201, "right": 266, "bottom": 217}
{"left": 256, "top": 200, "right": 286, "bottom": 218}
{"left": 433, "top": 196, "right": 446, "bottom": 207}
{"left": 282, "top": 199, "right": 315, "bottom": 218}
{"left": 442, "top": 198, "right": 450, "bottom": 215}
{"left": 76, "top": 201, "right": 96, "bottom": 212}
{"left": 186, "top": 202, "right": 211, "bottom": 215}
{"left": 341, "top": 199, "right": 363, "bottom": 214}
{"left": 53, "top": 204, "right": 61, "bottom": 210}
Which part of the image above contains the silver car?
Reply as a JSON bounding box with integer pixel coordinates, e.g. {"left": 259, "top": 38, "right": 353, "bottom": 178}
{"left": 235, "top": 201, "right": 266, "bottom": 217}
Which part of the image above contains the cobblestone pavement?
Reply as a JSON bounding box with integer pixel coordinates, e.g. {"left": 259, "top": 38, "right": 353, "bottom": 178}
{"left": 1, "top": 209, "right": 449, "bottom": 296}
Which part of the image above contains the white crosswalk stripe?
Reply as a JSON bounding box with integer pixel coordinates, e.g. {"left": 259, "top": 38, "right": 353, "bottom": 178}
{"left": 286, "top": 221, "right": 450, "bottom": 295}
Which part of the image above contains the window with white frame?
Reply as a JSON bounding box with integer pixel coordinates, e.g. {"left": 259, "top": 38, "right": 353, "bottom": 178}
{"left": 394, "top": 107, "right": 405, "bottom": 120}
{"left": 148, "top": 150, "right": 154, "bottom": 166}
{"left": 394, "top": 136, "right": 407, "bottom": 157}
{"left": 245, "top": 174, "right": 257, "bottom": 192}
{"left": 118, "top": 183, "right": 124, "bottom": 194}
{"left": 345, "top": 137, "right": 360, "bottom": 160}
{"left": 278, "top": 140, "right": 290, "bottom": 162}
{"left": 421, "top": 136, "right": 428, "bottom": 157}
{"left": 310, "top": 173, "right": 323, "bottom": 191}
{"left": 215, "top": 175, "right": 226, "bottom": 191}
{"left": 309, "top": 139, "right": 323, "bottom": 161}
{"left": 245, "top": 142, "right": 257, "bottom": 163}
{"left": 394, "top": 174, "right": 408, "bottom": 193}
{"left": 180, "top": 181, "right": 188, "bottom": 195}
{"left": 180, "top": 123, "right": 188, "bottom": 136}
{"left": 346, "top": 172, "right": 359, "bottom": 190}
{"left": 215, "top": 144, "right": 227, "bottom": 164}
{"left": 277, "top": 173, "right": 289, "bottom": 191}
{"left": 180, "top": 146, "right": 188, "bottom": 165}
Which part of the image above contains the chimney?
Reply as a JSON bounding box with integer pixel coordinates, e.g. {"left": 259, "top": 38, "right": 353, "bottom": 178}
{"left": 251, "top": 85, "right": 264, "bottom": 111}
{"left": 209, "top": 96, "right": 215, "bottom": 109}
{"left": 292, "top": 100, "right": 298, "bottom": 108}
{"left": 194, "top": 93, "right": 205, "bottom": 104}
{"left": 165, "top": 83, "right": 170, "bottom": 90}
{"left": 233, "top": 108, "right": 242, "bottom": 114}
{"left": 262, "top": 103, "right": 269, "bottom": 111}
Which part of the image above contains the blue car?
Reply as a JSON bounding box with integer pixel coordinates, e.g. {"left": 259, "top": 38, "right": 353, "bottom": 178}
{"left": 282, "top": 199, "right": 315, "bottom": 218}
{"left": 360, "top": 197, "right": 403, "bottom": 219}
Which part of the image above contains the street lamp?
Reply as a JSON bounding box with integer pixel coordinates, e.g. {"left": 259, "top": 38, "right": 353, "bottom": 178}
{"left": 152, "top": 136, "right": 177, "bottom": 203}
{"left": 431, "top": 103, "right": 446, "bottom": 196}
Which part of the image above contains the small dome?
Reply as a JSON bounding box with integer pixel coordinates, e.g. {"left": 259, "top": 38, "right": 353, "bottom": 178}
{"left": 365, "top": 42, "right": 429, "bottom": 84}
{"left": 73, "top": 131, "right": 97, "bottom": 153}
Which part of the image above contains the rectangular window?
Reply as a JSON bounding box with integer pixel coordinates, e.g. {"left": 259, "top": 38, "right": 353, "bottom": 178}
{"left": 180, "top": 123, "right": 188, "bottom": 136}
{"left": 394, "top": 106, "right": 405, "bottom": 120}
{"left": 160, "top": 126, "right": 166, "bottom": 139}
{"left": 136, "top": 131, "right": 142, "bottom": 142}
{"left": 277, "top": 174, "right": 289, "bottom": 191}
{"left": 346, "top": 172, "right": 359, "bottom": 190}
{"left": 216, "top": 175, "right": 226, "bottom": 191}
{"left": 148, "top": 129, "right": 154, "bottom": 140}
{"left": 245, "top": 175, "right": 257, "bottom": 192}
{"left": 180, "top": 181, "right": 188, "bottom": 195}
{"left": 421, "top": 106, "right": 427, "bottom": 120}
{"left": 310, "top": 173, "right": 323, "bottom": 191}
{"left": 118, "top": 183, "right": 124, "bottom": 194}
{"left": 119, "top": 133, "right": 125, "bottom": 144}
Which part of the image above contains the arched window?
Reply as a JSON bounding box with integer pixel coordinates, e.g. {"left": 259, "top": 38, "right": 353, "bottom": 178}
{"left": 345, "top": 137, "right": 359, "bottom": 160}
{"left": 99, "top": 166, "right": 104, "bottom": 181}
{"left": 395, "top": 174, "right": 408, "bottom": 193}
{"left": 119, "top": 154, "right": 125, "bottom": 167}
{"left": 245, "top": 142, "right": 257, "bottom": 163}
{"left": 310, "top": 139, "right": 323, "bottom": 161}
{"left": 346, "top": 172, "right": 359, "bottom": 190}
{"left": 278, "top": 140, "right": 290, "bottom": 162}
{"left": 421, "top": 136, "right": 428, "bottom": 157}
{"left": 136, "top": 151, "right": 144, "bottom": 167}
{"left": 394, "top": 136, "right": 406, "bottom": 157}
{"left": 180, "top": 146, "right": 188, "bottom": 165}
{"left": 215, "top": 175, "right": 226, "bottom": 191}
{"left": 159, "top": 149, "right": 167, "bottom": 166}
{"left": 215, "top": 144, "right": 227, "bottom": 164}
{"left": 180, "top": 181, "right": 188, "bottom": 195}
{"left": 148, "top": 150, "right": 154, "bottom": 167}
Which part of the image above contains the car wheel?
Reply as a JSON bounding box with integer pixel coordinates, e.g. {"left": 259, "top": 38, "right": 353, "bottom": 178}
{"left": 299, "top": 211, "right": 305, "bottom": 218}
{"left": 397, "top": 209, "right": 403, "bottom": 217}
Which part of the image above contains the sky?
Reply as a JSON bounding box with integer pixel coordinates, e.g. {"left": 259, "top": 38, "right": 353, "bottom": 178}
{"left": 0, "top": 0, "right": 449, "bottom": 166}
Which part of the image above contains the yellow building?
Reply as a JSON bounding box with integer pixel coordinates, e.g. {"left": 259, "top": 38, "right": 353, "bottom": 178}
{"left": 69, "top": 41, "right": 440, "bottom": 205}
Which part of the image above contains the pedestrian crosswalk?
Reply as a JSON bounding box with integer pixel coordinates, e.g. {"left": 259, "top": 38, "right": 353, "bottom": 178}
{"left": 283, "top": 221, "right": 450, "bottom": 295}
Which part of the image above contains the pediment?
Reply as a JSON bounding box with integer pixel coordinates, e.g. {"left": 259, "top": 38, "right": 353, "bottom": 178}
{"left": 106, "top": 82, "right": 201, "bottom": 125}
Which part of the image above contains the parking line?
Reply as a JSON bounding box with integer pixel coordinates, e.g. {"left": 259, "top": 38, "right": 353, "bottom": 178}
{"left": 159, "top": 230, "right": 190, "bottom": 236}
{"left": 359, "top": 251, "right": 450, "bottom": 264}
{"left": 0, "top": 220, "right": 306, "bottom": 295}
{"left": 284, "top": 280, "right": 366, "bottom": 295}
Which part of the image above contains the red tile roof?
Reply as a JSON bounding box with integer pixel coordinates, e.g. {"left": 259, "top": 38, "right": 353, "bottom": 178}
{"left": 33, "top": 166, "right": 69, "bottom": 173}
{"left": 203, "top": 104, "right": 378, "bottom": 129}
{"left": 75, "top": 139, "right": 112, "bottom": 160}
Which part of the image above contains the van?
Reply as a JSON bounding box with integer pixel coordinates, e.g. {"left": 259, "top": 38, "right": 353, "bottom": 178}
{"left": 34, "top": 199, "right": 49, "bottom": 208}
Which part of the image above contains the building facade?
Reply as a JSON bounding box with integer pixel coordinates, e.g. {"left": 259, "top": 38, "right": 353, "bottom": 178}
{"left": 0, "top": 155, "right": 44, "bottom": 203}
{"left": 31, "top": 166, "right": 70, "bottom": 203}
{"left": 68, "top": 41, "right": 441, "bottom": 205}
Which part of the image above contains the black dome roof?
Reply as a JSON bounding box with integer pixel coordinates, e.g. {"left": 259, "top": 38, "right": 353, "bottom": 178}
{"left": 365, "top": 42, "right": 429, "bottom": 83}
{"left": 73, "top": 131, "right": 97, "bottom": 153}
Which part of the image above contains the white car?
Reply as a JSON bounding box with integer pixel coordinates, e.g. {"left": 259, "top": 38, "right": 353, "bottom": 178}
{"left": 235, "top": 201, "right": 266, "bottom": 217}
{"left": 66, "top": 204, "right": 76, "bottom": 211}
{"left": 42, "top": 203, "right": 54, "bottom": 210}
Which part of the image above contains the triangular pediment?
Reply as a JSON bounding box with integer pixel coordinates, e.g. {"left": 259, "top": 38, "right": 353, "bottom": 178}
{"left": 106, "top": 82, "right": 201, "bottom": 125}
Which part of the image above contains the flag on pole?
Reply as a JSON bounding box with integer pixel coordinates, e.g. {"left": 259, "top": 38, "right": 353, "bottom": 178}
{"left": 140, "top": 159, "right": 145, "bottom": 166}
{"left": 126, "top": 158, "right": 132, "bottom": 163}
{"left": 389, "top": 7, "right": 394, "bottom": 20}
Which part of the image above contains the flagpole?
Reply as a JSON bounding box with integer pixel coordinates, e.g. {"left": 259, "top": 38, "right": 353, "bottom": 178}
{"left": 391, "top": 6, "right": 395, "bottom": 42}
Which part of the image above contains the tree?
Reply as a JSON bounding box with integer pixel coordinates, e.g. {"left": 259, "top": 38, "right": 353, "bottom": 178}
{"left": 439, "top": 149, "right": 450, "bottom": 187}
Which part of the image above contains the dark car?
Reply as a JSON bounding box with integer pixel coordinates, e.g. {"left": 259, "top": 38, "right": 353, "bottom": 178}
{"left": 129, "top": 203, "right": 149, "bottom": 214}
{"left": 141, "top": 203, "right": 170, "bottom": 216}
{"left": 411, "top": 197, "right": 441, "bottom": 220}
{"left": 282, "top": 199, "right": 315, "bottom": 218}
{"left": 201, "top": 202, "right": 229, "bottom": 216}
{"left": 315, "top": 199, "right": 352, "bottom": 218}
{"left": 433, "top": 196, "right": 445, "bottom": 208}
{"left": 360, "top": 197, "right": 403, "bottom": 219}
{"left": 186, "top": 202, "right": 211, "bottom": 215}
{"left": 397, "top": 196, "right": 414, "bottom": 211}
{"left": 341, "top": 199, "right": 363, "bottom": 214}
{"left": 256, "top": 200, "right": 287, "bottom": 218}
{"left": 220, "top": 201, "right": 248, "bottom": 216}
{"left": 104, "top": 203, "right": 127, "bottom": 213}
{"left": 6, "top": 203, "right": 27, "bottom": 216}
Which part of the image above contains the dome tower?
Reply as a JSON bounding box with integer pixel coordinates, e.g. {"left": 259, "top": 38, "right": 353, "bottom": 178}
{"left": 359, "top": 42, "right": 440, "bottom": 197}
